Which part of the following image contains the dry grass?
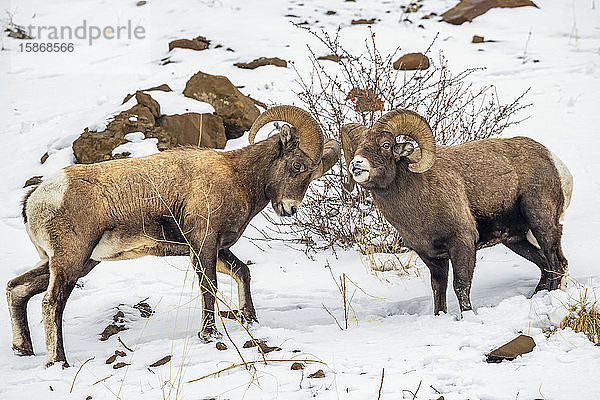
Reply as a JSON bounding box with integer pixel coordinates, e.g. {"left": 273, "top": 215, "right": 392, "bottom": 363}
{"left": 559, "top": 281, "right": 600, "bottom": 344}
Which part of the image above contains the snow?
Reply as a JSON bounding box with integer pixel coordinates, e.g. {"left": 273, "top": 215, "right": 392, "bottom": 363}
{"left": 121, "top": 90, "right": 216, "bottom": 115}
{"left": 1, "top": 0, "right": 600, "bottom": 399}
{"left": 111, "top": 132, "right": 159, "bottom": 158}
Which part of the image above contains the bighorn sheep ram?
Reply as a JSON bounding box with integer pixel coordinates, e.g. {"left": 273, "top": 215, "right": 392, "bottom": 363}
{"left": 342, "top": 109, "right": 572, "bottom": 315}
{"left": 8, "top": 105, "right": 340, "bottom": 367}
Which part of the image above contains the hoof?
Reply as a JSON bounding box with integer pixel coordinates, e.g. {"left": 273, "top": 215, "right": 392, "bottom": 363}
{"left": 198, "top": 328, "right": 223, "bottom": 343}
{"left": 12, "top": 345, "right": 34, "bottom": 357}
{"left": 219, "top": 309, "right": 259, "bottom": 325}
{"left": 45, "top": 360, "right": 69, "bottom": 369}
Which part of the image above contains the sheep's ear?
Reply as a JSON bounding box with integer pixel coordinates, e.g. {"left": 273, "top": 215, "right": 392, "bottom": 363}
{"left": 393, "top": 142, "right": 414, "bottom": 160}
{"left": 279, "top": 124, "right": 299, "bottom": 152}
{"left": 312, "top": 139, "right": 341, "bottom": 180}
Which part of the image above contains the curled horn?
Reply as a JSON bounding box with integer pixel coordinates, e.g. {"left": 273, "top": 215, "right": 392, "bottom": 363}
{"left": 341, "top": 123, "right": 367, "bottom": 192}
{"left": 248, "top": 105, "right": 324, "bottom": 163}
{"left": 373, "top": 109, "right": 436, "bottom": 173}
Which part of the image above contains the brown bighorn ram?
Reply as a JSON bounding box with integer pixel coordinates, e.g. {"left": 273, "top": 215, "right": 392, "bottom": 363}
{"left": 342, "top": 109, "right": 572, "bottom": 315}
{"left": 8, "top": 105, "right": 340, "bottom": 367}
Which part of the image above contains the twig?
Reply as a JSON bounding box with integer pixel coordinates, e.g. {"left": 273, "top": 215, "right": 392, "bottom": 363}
{"left": 93, "top": 375, "right": 112, "bottom": 385}
{"left": 186, "top": 359, "right": 327, "bottom": 383}
{"left": 118, "top": 336, "right": 133, "bottom": 352}
{"left": 377, "top": 368, "right": 385, "bottom": 400}
{"left": 322, "top": 303, "right": 344, "bottom": 330}
{"left": 69, "top": 357, "right": 95, "bottom": 393}
{"left": 402, "top": 380, "right": 422, "bottom": 400}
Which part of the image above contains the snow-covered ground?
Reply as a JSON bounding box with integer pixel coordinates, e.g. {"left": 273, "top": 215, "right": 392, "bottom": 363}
{"left": 1, "top": 0, "right": 600, "bottom": 399}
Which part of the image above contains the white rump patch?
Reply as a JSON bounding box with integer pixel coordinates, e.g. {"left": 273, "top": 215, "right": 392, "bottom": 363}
{"left": 549, "top": 151, "right": 573, "bottom": 222}
{"left": 25, "top": 170, "right": 68, "bottom": 256}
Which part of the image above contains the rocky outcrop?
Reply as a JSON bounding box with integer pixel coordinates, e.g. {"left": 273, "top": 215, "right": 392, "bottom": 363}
{"left": 73, "top": 91, "right": 226, "bottom": 164}
{"left": 183, "top": 71, "right": 260, "bottom": 139}
{"left": 122, "top": 84, "right": 171, "bottom": 104}
{"left": 159, "top": 113, "right": 226, "bottom": 149}
{"left": 393, "top": 53, "right": 430, "bottom": 70}
{"left": 234, "top": 57, "right": 287, "bottom": 69}
{"left": 168, "top": 36, "right": 210, "bottom": 51}
{"left": 442, "top": 0, "right": 538, "bottom": 25}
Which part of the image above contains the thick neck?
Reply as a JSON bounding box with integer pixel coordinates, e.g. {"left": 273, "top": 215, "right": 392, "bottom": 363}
{"left": 223, "top": 135, "right": 281, "bottom": 219}
{"left": 370, "top": 159, "right": 427, "bottom": 214}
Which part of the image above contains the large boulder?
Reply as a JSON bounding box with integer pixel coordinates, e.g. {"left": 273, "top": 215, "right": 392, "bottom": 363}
{"left": 442, "top": 0, "right": 538, "bottom": 25}
{"left": 73, "top": 92, "right": 227, "bottom": 164}
{"left": 158, "top": 113, "right": 226, "bottom": 149}
{"left": 183, "top": 71, "right": 260, "bottom": 139}
{"left": 393, "top": 53, "right": 430, "bottom": 70}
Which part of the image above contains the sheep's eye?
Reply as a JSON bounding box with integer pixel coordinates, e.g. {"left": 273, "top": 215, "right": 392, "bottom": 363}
{"left": 380, "top": 142, "right": 391, "bottom": 150}
{"left": 292, "top": 161, "right": 305, "bottom": 172}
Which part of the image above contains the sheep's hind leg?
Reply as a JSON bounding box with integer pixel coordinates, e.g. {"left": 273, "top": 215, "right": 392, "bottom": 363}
{"left": 216, "top": 249, "right": 257, "bottom": 324}
{"left": 42, "top": 251, "right": 86, "bottom": 368}
{"left": 7, "top": 259, "right": 50, "bottom": 356}
{"left": 528, "top": 223, "right": 567, "bottom": 291}
{"left": 421, "top": 256, "right": 449, "bottom": 315}
{"left": 504, "top": 238, "right": 552, "bottom": 293}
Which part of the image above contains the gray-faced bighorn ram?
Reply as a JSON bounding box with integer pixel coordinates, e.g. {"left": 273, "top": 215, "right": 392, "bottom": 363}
{"left": 342, "top": 109, "right": 572, "bottom": 315}
{"left": 8, "top": 105, "right": 340, "bottom": 367}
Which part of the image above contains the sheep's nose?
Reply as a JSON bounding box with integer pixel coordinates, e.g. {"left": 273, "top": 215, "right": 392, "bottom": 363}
{"left": 280, "top": 199, "right": 300, "bottom": 217}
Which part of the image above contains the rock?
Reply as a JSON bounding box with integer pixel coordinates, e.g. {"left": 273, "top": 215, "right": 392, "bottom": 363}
{"left": 257, "top": 341, "right": 281, "bottom": 354}
{"left": 122, "top": 84, "right": 172, "bottom": 104}
{"left": 243, "top": 339, "right": 259, "bottom": 348}
{"left": 6, "top": 26, "right": 32, "bottom": 39}
{"left": 351, "top": 18, "right": 376, "bottom": 25}
{"left": 113, "top": 362, "right": 129, "bottom": 369}
{"left": 100, "top": 324, "right": 127, "bottom": 341}
{"left": 40, "top": 152, "right": 49, "bottom": 164}
{"left": 216, "top": 342, "right": 228, "bottom": 351}
{"left": 442, "top": 0, "right": 537, "bottom": 25}
{"left": 23, "top": 176, "right": 43, "bottom": 188}
{"left": 326, "top": 10, "right": 336, "bottom": 15}
{"left": 290, "top": 362, "right": 304, "bottom": 370}
{"left": 318, "top": 54, "right": 342, "bottom": 62}
{"left": 472, "top": 35, "right": 485, "bottom": 43}
{"left": 183, "top": 71, "right": 260, "bottom": 139}
{"left": 159, "top": 113, "right": 227, "bottom": 149}
{"left": 234, "top": 57, "right": 287, "bottom": 70}
{"left": 169, "top": 36, "right": 210, "bottom": 51}
{"left": 346, "top": 88, "right": 384, "bottom": 113}
{"left": 73, "top": 101, "right": 161, "bottom": 164}
{"left": 133, "top": 300, "right": 153, "bottom": 318}
{"left": 149, "top": 355, "right": 172, "bottom": 367}
{"left": 486, "top": 334, "right": 536, "bottom": 363}
{"left": 135, "top": 91, "right": 161, "bottom": 117}
{"left": 308, "top": 369, "right": 325, "bottom": 378}
{"left": 105, "top": 350, "right": 126, "bottom": 365}
{"left": 393, "top": 52, "right": 430, "bottom": 70}
{"left": 113, "top": 310, "right": 125, "bottom": 322}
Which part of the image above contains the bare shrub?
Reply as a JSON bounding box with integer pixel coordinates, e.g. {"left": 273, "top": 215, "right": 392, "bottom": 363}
{"left": 258, "top": 26, "right": 530, "bottom": 272}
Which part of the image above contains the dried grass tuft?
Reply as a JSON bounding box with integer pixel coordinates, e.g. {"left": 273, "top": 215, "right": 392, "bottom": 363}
{"left": 559, "top": 283, "right": 600, "bottom": 344}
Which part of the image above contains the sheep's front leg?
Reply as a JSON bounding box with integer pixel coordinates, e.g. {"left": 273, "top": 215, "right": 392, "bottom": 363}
{"left": 217, "top": 249, "right": 257, "bottom": 324}
{"left": 449, "top": 238, "right": 476, "bottom": 313}
{"left": 421, "top": 256, "right": 449, "bottom": 315}
{"left": 191, "top": 245, "right": 222, "bottom": 342}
